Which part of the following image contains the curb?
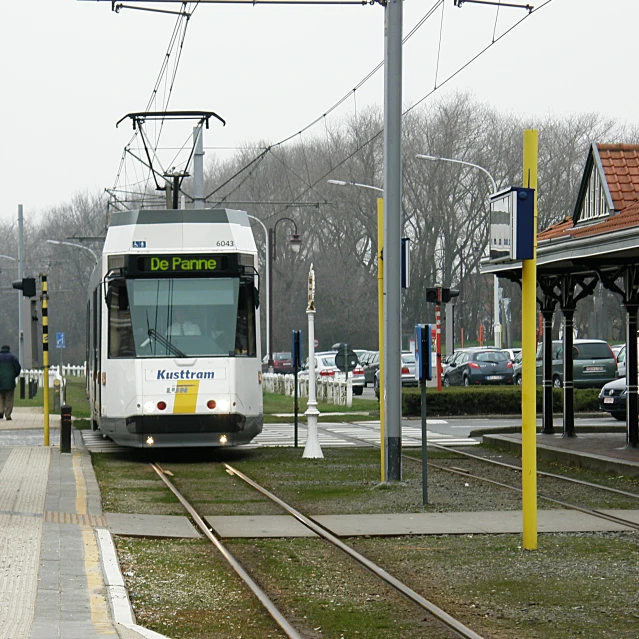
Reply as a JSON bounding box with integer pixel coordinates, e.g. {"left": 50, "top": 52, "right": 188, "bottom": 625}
{"left": 96, "top": 528, "right": 174, "bottom": 639}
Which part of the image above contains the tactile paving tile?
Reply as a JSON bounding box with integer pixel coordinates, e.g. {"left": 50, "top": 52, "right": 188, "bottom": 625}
{"left": 43, "top": 512, "right": 107, "bottom": 527}
{"left": 0, "top": 514, "right": 43, "bottom": 638}
{"left": 0, "top": 448, "right": 50, "bottom": 514}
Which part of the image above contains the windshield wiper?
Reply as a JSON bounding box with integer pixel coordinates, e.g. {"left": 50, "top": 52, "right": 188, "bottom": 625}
{"left": 147, "top": 328, "right": 186, "bottom": 358}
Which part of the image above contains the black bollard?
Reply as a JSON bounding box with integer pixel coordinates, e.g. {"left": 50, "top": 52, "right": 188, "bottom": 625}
{"left": 20, "top": 376, "right": 25, "bottom": 400}
{"left": 60, "top": 404, "right": 72, "bottom": 454}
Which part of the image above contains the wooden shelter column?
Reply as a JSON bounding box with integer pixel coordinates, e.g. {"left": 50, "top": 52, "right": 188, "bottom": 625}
{"left": 561, "top": 307, "right": 576, "bottom": 437}
{"left": 625, "top": 302, "right": 639, "bottom": 448}
{"left": 541, "top": 308, "right": 555, "bottom": 434}
{"left": 600, "top": 265, "right": 639, "bottom": 448}
{"left": 558, "top": 274, "right": 598, "bottom": 438}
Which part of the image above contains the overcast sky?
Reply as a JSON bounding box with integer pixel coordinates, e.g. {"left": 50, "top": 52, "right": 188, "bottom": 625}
{"left": 1, "top": 0, "right": 637, "bottom": 224}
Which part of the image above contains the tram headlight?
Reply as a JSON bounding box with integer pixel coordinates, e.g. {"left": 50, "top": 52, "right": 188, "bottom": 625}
{"left": 219, "top": 434, "right": 228, "bottom": 445}
{"left": 146, "top": 436, "right": 155, "bottom": 446}
{"left": 143, "top": 401, "right": 155, "bottom": 414}
{"left": 217, "top": 399, "right": 230, "bottom": 412}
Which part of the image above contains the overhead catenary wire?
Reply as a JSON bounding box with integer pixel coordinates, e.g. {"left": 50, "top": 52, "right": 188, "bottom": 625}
{"left": 269, "top": 0, "right": 554, "bottom": 217}
{"left": 110, "top": 1, "right": 439, "bottom": 209}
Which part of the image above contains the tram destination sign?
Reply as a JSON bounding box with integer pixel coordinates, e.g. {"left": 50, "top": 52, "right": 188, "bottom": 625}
{"left": 127, "top": 253, "right": 238, "bottom": 277}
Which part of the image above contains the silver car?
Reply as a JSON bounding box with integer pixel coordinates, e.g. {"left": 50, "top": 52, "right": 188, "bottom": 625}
{"left": 373, "top": 352, "right": 418, "bottom": 390}
{"left": 300, "top": 351, "right": 365, "bottom": 395}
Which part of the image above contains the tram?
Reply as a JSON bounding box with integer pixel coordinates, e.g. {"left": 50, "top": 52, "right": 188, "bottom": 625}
{"left": 86, "top": 208, "right": 263, "bottom": 447}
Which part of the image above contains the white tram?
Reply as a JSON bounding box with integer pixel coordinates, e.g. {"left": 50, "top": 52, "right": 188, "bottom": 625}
{"left": 87, "top": 208, "right": 263, "bottom": 447}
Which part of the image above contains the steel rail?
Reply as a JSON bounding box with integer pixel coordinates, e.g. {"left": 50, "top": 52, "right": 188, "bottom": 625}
{"left": 341, "top": 421, "right": 639, "bottom": 500}
{"left": 318, "top": 423, "right": 639, "bottom": 531}
{"left": 149, "top": 463, "right": 303, "bottom": 639}
{"left": 224, "top": 463, "right": 486, "bottom": 639}
{"left": 427, "top": 441, "right": 639, "bottom": 500}
{"left": 403, "top": 457, "right": 639, "bottom": 533}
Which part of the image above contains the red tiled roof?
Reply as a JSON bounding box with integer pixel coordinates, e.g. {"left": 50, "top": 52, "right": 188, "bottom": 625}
{"left": 539, "top": 202, "right": 639, "bottom": 243}
{"left": 597, "top": 143, "right": 639, "bottom": 211}
{"left": 539, "top": 144, "right": 639, "bottom": 243}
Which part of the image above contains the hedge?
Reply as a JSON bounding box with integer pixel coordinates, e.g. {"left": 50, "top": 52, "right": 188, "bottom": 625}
{"left": 400, "top": 386, "right": 601, "bottom": 417}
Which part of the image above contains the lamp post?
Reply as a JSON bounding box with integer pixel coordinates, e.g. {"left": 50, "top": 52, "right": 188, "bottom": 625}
{"left": 416, "top": 154, "right": 502, "bottom": 348}
{"left": 268, "top": 218, "right": 302, "bottom": 371}
{"left": 46, "top": 240, "right": 98, "bottom": 262}
{"left": 328, "top": 179, "right": 387, "bottom": 482}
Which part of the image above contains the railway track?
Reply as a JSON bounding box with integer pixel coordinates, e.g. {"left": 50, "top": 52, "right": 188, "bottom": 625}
{"left": 150, "top": 461, "right": 486, "bottom": 639}
{"left": 336, "top": 422, "right": 639, "bottom": 532}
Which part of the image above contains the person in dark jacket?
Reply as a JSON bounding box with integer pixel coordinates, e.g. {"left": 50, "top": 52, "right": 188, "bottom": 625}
{"left": 0, "top": 345, "right": 21, "bottom": 420}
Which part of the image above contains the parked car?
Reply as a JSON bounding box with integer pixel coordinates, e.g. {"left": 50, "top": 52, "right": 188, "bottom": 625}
{"left": 401, "top": 351, "right": 418, "bottom": 387}
{"left": 300, "top": 351, "right": 365, "bottom": 395}
{"left": 614, "top": 342, "right": 639, "bottom": 378}
{"left": 261, "top": 352, "right": 294, "bottom": 374}
{"left": 536, "top": 339, "right": 617, "bottom": 388}
{"left": 362, "top": 351, "right": 380, "bottom": 386}
{"left": 442, "top": 348, "right": 514, "bottom": 386}
{"left": 502, "top": 348, "right": 522, "bottom": 361}
{"left": 599, "top": 377, "right": 627, "bottom": 420}
{"left": 373, "top": 352, "right": 420, "bottom": 391}
{"left": 513, "top": 350, "right": 523, "bottom": 385}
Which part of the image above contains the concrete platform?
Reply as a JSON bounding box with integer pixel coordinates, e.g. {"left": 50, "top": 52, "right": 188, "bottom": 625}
{"left": 202, "top": 509, "right": 639, "bottom": 539}
{"left": 106, "top": 513, "right": 200, "bottom": 539}
{"left": 484, "top": 432, "right": 639, "bottom": 477}
{"left": 0, "top": 406, "right": 60, "bottom": 431}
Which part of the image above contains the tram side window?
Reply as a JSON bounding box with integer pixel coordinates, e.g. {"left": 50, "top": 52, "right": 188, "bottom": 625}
{"left": 235, "top": 281, "right": 256, "bottom": 357}
{"left": 107, "top": 281, "right": 135, "bottom": 358}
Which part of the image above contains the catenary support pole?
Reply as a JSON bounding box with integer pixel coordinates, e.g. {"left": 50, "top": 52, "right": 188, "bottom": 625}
{"left": 521, "top": 129, "right": 538, "bottom": 551}
{"left": 18, "top": 205, "right": 24, "bottom": 367}
{"left": 383, "top": 0, "right": 403, "bottom": 482}
{"left": 193, "top": 124, "right": 205, "bottom": 209}
{"left": 377, "top": 198, "right": 385, "bottom": 482}
{"left": 42, "top": 274, "right": 50, "bottom": 447}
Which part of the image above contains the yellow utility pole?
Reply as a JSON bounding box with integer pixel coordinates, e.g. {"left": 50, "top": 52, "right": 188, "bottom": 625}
{"left": 522, "top": 130, "right": 538, "bottom": 550}
{"left": 377, "top": 198, "right": 385, "bottom": 482}
{"left": 42, "top": 274, "right": 50, "bottom": 447}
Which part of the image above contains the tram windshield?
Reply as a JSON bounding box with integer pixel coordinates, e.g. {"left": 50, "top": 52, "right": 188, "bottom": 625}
{"left": 107, "top": 277, "right": 257, "bottom": 358}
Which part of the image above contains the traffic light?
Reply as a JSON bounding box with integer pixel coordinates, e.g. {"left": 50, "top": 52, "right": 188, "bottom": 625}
{"left": 13, "top": 277, "right": 36, "bottom": 298}
{"left": 441, "top": 288, "right": 460, "bottom": 303}
{"left": 425, "top": 287, "right": 438, "bottom": 303}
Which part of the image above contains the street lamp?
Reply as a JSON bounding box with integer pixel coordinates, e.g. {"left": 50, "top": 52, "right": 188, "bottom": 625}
{"left": 416, "top": 154, "right": 502, "bottom": 348}
{"left": 327, "top": 179, "right": 384, "bottom": 195}
{"left": 247, "top": 215, "right": 271, "bottom": 376}
{"left": 268, "top": 218, "right": 301, "bottom": 371}
{"left": 46, "top": 240, "right": 98, "bottom": 262}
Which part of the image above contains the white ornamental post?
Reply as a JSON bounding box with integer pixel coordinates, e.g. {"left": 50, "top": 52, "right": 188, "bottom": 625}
{"left": 303, "top": 264, "right": 323, "bottom": 459}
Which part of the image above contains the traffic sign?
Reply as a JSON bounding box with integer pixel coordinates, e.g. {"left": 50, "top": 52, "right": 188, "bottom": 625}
{"left": 334, "top": 347, "right": 358, "bottom": 373}
{"left": 314, "top": 338, "right": 319, "bottom": 348}
{"left": 56, "top": 332, "right": 65, "bottom": 349}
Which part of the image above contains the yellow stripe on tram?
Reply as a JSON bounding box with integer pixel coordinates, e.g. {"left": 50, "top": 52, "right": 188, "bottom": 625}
{"left": 173, "top": 379, "right": 200, "bottom": 414}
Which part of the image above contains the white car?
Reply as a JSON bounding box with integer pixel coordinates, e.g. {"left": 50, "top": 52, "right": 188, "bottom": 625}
{"left": 300, "top": 351, "right": 365, "bottom": 395}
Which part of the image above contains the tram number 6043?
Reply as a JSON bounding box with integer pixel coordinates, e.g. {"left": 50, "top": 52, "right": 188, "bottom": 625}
{"left": 216, "top": 240, "right": 234, "bottom": 247}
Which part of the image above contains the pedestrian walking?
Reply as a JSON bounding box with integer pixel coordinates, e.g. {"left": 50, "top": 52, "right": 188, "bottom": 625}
{"left": 0, "top": 344, "right": 22, "bottom": 420}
